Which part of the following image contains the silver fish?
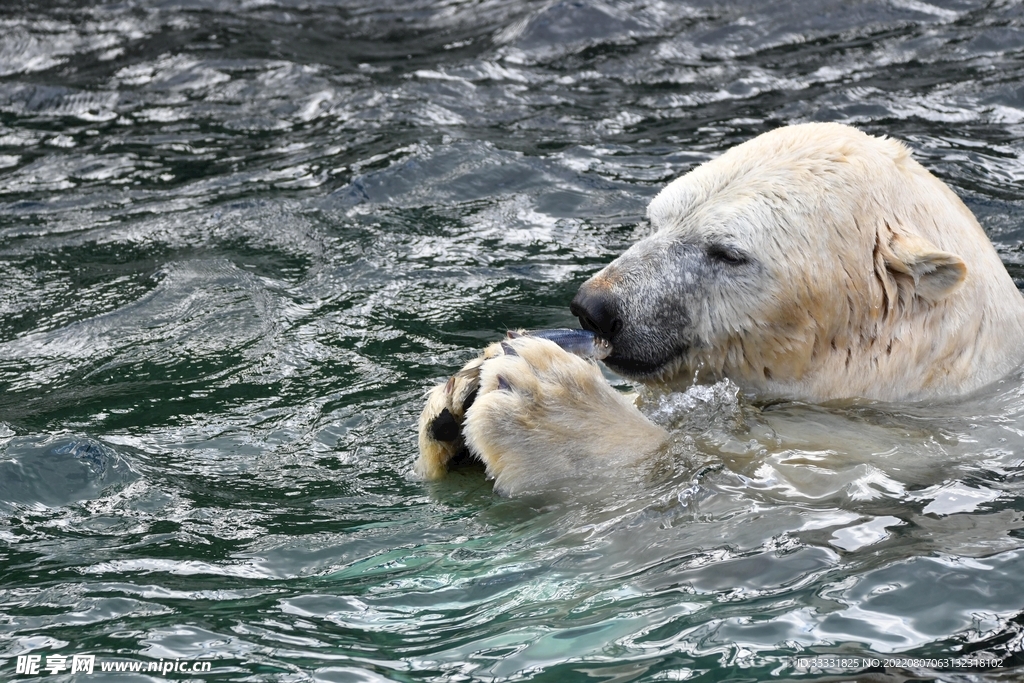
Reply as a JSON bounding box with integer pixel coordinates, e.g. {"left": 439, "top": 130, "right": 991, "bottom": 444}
{"left": 507, "top": 328, "right": 612, "bottom": 360}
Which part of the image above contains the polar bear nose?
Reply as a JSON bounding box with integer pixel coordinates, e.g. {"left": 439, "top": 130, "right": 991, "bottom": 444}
{"left": 571, "top": 284, "right": 623, "bottom": 341}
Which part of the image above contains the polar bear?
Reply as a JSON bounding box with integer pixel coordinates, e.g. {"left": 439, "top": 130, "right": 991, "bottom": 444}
{"left": 416, "top": 123, "right": 1024, "bottom": 495}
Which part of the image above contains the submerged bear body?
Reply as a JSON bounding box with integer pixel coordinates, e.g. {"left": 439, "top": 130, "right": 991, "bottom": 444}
{"left": 417, "top": 123, "right": 1024, "bottom": 494}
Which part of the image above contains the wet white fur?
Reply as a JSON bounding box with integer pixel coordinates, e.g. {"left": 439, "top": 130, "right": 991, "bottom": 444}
{"left": 636, "top": 122, "right": 1024, "bottom": 400}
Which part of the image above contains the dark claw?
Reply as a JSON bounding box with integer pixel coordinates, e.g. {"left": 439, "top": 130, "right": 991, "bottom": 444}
{"left": 497, "top": 376, "right": 511, "bottom": 391}
{"left": 461, "top": 387, "right": 479, "bottom": 413}
{"left": 448, "top": 446, "right": 480, "bottom": 469}
{"left": 500, "top": 341, "right": 518, "bottom": 356}
{"left": 429, "top": 408, "right": 460, "bottom": 442}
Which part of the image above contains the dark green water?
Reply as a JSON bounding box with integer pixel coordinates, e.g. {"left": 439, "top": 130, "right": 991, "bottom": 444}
{"left": 3, "top": 1, "right": 1024, "bottom": 681}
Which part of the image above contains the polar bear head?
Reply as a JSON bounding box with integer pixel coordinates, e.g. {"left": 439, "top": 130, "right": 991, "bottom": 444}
{"left": 571, "top": 123, "right": 1022, "bottom": 401}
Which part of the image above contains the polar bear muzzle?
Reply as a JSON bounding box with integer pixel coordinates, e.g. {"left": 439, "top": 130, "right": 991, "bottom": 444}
{"left": 571, "top": 239, "right": 730, "bottom": 382}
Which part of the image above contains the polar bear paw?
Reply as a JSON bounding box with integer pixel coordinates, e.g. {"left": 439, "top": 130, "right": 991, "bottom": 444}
{"left": 416, "top": 333, "right": 668, "bottom": 495}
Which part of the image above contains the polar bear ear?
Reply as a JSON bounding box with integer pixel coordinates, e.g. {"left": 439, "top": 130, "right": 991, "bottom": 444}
{"left": 878, "top": 230, "right": 967, "bottom": 304}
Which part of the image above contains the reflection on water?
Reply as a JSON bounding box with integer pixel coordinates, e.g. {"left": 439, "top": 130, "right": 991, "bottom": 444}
{"left": 2, "top": 0, "right": 1024, "bottom": 681}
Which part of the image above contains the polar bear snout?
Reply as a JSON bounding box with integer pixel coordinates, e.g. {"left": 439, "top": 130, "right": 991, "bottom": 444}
{"left": 571, "top": 241, "right": 709, "bottom": 383}
{"left": 571, "top": 277, "right": 679, "bottom": 379}
{"left": 570, "top": 282, "right": 623, "bottom": 341}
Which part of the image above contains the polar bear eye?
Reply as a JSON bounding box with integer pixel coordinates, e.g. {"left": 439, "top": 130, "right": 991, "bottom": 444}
{"left": 706, "top": 243, "right": 749, "bottom": 266}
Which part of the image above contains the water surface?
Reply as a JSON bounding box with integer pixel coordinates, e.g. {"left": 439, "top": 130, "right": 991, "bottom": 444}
{"left": 2, "top": 1, "right": 1024, "bottom": 681}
